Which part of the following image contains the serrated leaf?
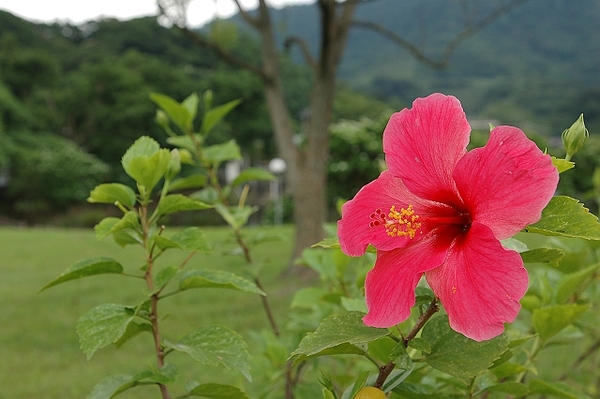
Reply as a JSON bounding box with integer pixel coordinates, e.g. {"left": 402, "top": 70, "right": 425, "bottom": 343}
{"left": 150, "top": 92, "right": 193, "bottom": 132}
{"left": 231, "top": 168, "right": 275, "bottom": 187}
{"left": 164, "top": 326, "right": 252, "bottom": 381}
{"left": 201, "top": 99, "right": 242, "bottom": 135}
{"left": 532, "top": 304, "right": 590, "bottom": 341}
{"left": 203, "top": 140, "right": 242, "bottom": 165}
{"left": 483, "top": 382, "right": 529, "bottom": 396}
{"left": 529, "top": 379, "right": 591, "bottom": 399}
{"left": 40, "top": 257, "right": 123, "bottom": 291}
{"left": 114, "top": 322, "right": 152, "bottom": 348}
{"left": 556, "top": 263, "right": 600, "bottom": 303}
{"left": 88, "top": 183, "right": 136, "bottom": 208}
{"left": 76, "top": 304, "right": 135, "bottom": 359}
{"left": 551, "top": 156, "right": 575, "bottom": 173}
{"left": 421, "top": 315, "right": 508, "bottom": 378}
{"left": 155, "top": 228, "right": 212, "bottom": 253}
{"left": 526, "top": 196, "right": 600, "bottom": 240}
{"left": 94, "top": 218, "right": 140, "bottom": 247}
{"left": 153, "top": 194, "right": 211, "bottom": 219}
{"left": 179, "top": 269, "right": 265, "bottom": 296}
{"left": 290, "top": 311, "right": 389, "bottom": 360}
{"left": 188, "top": 383, "right": 250, "bottom": 399}
{"left": 87, "top": 374, "right": 136, "bottom": 399}
{"left": 169, "top": 174, "right": 207, "bottom": 192}
{"left": 127, "top": 149, "right": 171, "bottom": 191}
{"left": 106, "top": 211, "right": 140, "bottom": 236}
{"left": 520, "top": 248, "right": 565, "bottom": 266}
{"left": 122, "top": 136, "right": 160, "bottom": 166}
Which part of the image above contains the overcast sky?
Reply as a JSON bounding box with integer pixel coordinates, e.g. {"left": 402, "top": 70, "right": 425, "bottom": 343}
{"left": 0, "top": 0, "right": 314, "bottom": 27}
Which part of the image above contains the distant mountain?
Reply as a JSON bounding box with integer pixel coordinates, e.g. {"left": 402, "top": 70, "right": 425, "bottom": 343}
{"left": 260, "top": 0, "right": 600, "bottom": 133}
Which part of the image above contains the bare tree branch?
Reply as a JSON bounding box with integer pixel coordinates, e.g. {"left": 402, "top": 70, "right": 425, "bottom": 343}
{"left": 352, "top": 0, "right": 532, "bottom": 69}
{"left": 232, "top": 0, "right": 260, "bottom": 28}
{"left": 284, "top": 36, "right": 318, "bottom": 69}
{"left": 177, "top": 26, "right": 270, "bottom": 81}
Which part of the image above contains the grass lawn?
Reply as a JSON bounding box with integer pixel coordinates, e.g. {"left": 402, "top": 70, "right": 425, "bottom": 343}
{"left": 0, "top": 225, "right": 300, "bottom": 399}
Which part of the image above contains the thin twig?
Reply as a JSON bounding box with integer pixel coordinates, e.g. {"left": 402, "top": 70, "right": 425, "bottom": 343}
{"left": 374, "top": 298, "right": 440, "bottom": 389}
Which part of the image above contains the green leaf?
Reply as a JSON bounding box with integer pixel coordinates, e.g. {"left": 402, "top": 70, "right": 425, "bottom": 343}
{"left": 390, "top": 342, "right": 412, "bottom": 370}
{"left": 421, "top": 315, "right": 508, "bottom": 378}
{"left": 520, "top": 248, "right": 565, "bottom": 266}
{"left": 104, "top": 211, "right": 140, "bottom": 238}
{"left": 532, "top": 304, "right": 590, "bottom": 341}
{"left": 182, "top": 92, "right": 199, "bottom": 126}
{"left": 88, "top": 183, "right": 136, "bottom": 208}
{"left": 188, "top": 383, "right": 250, "bottom": 399}
{"left": 179, "top": 269, "right": 265, "bottom": 296}
{"left": 154, "top": 227, "right": 212, "bottom": 253}
{"left": 122, "top": 136, "right": 160, "bottom": 166}
{"left": 41, "top": 257, "right": 123, "bottom": 291}
{"left": 382, "top": 368, "right": 415, "bottom": 393}
{"left": 164, "top": 326, "right": 252, "bottom": 381}
{"left": 290, "top": 311, "right": 389, "bottom": 360}
{"left": 121, "top": 137, "right": 171, "bottom": 191}
{"left": 167, "top": 134, "right": 203, "bottom": 153}
{"left": 529, "top": 379, "right": 591, "bottom": 399}
{"left": 114, "top": 322, "right": 152, "bottom": 348}
{"left": 201, "top": 98, "right": 242, "bottom": 135}
{"left": 150, "top": 92, "right": 193, "bottom": 132}
{"left": 76, "top": 304, "right": 135, "bottom": 359}
{"left": 348, "top": 371, "right": 369, "bottom": 399}
{"left": 155, "top": 266, "right": 180, "bottom": 289}
{"left": 556, "top": 263, "right": 600, "bottom": 303}
{"left": 407, "top": 338, "right": 431, "bottom": 353}
{"left": 483, "top": 382, "right": 529, "bottom": 396}
{"left": 203, "top": 140, "right": 242, "bottom": 165}
{"left": 214, "top": 203, "right": 257, "bottom": 230}
{"left": 168, "top": 174, "right": 207, "bottom": 192}
{"left": 153, "top": 194, "right": 211, "bottom": 219}
{"left": 291, "top": 287, "right": 327, "bottom": 309}
{"left": 128, "top": 149, "right": 171, "bottom": 192}
{"left": 147, "top": 363, "right": 178, "bottom": 385}
{"left": 551, "top": 156, "right": 575, "bottom": 173}
{"left": 94, "top": 217, "right": 140, "bottom": 246}
{"left": 231, "top": 168, "right": 275, "bottom": 187}
{"left": 526, "top": 196, "right": 600, "bottom": 240}
{"left": 311, "top": 237, "right": 341, "bottom": 249}
{"left": 87, "top": 374, "right": 137, "bottom": 399}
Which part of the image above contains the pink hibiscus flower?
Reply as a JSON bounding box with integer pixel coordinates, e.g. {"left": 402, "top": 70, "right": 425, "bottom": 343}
{"left": 338, "top": 93, "right": 559, "bottom": 341}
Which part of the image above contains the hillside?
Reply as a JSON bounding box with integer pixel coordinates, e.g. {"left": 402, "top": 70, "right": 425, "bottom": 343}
{"left": 264, "top": 0, "right": 600, "bottom": 133}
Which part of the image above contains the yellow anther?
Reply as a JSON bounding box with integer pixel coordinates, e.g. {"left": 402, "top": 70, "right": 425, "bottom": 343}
{"left": 385, "top": 204, "right": 422, "bottom": 238}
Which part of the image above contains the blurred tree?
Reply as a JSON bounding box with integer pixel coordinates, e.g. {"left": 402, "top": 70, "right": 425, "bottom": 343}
{"left": 158, "top": 0, "right": 533, "bottom": 259}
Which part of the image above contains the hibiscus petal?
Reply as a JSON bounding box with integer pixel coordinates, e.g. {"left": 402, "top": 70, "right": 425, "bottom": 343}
{"left": 363, "top": 227, "right": 455, "bottom": 328}
{"left": 383, "top": 93, "right": 470, "bottom": 206}
{"left": 453, "top": 126, "right": 559, "bottom": 240}
{"left": 338, "top": 170, "right": 453, "bottom": 256}
{"left": 426, "top": 222, "right": 528, "bottom": 341}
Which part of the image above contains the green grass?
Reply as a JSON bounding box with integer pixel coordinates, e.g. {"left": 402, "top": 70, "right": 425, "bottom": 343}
{"left": 0, "top": 225, "right": 300, "bottom": 399}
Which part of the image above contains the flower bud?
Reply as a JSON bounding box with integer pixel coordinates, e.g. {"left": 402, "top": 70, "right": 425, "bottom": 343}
{"left": 561, "top": 114, "right": 588, "bottom": 161}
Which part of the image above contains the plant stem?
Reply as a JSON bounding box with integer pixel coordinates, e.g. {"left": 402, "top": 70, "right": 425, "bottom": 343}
{"left": 374, "top": 298, "right": 440, "bottom": 389}
{"left": 141, "top": 204, "right": 171, "bottom": 399}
